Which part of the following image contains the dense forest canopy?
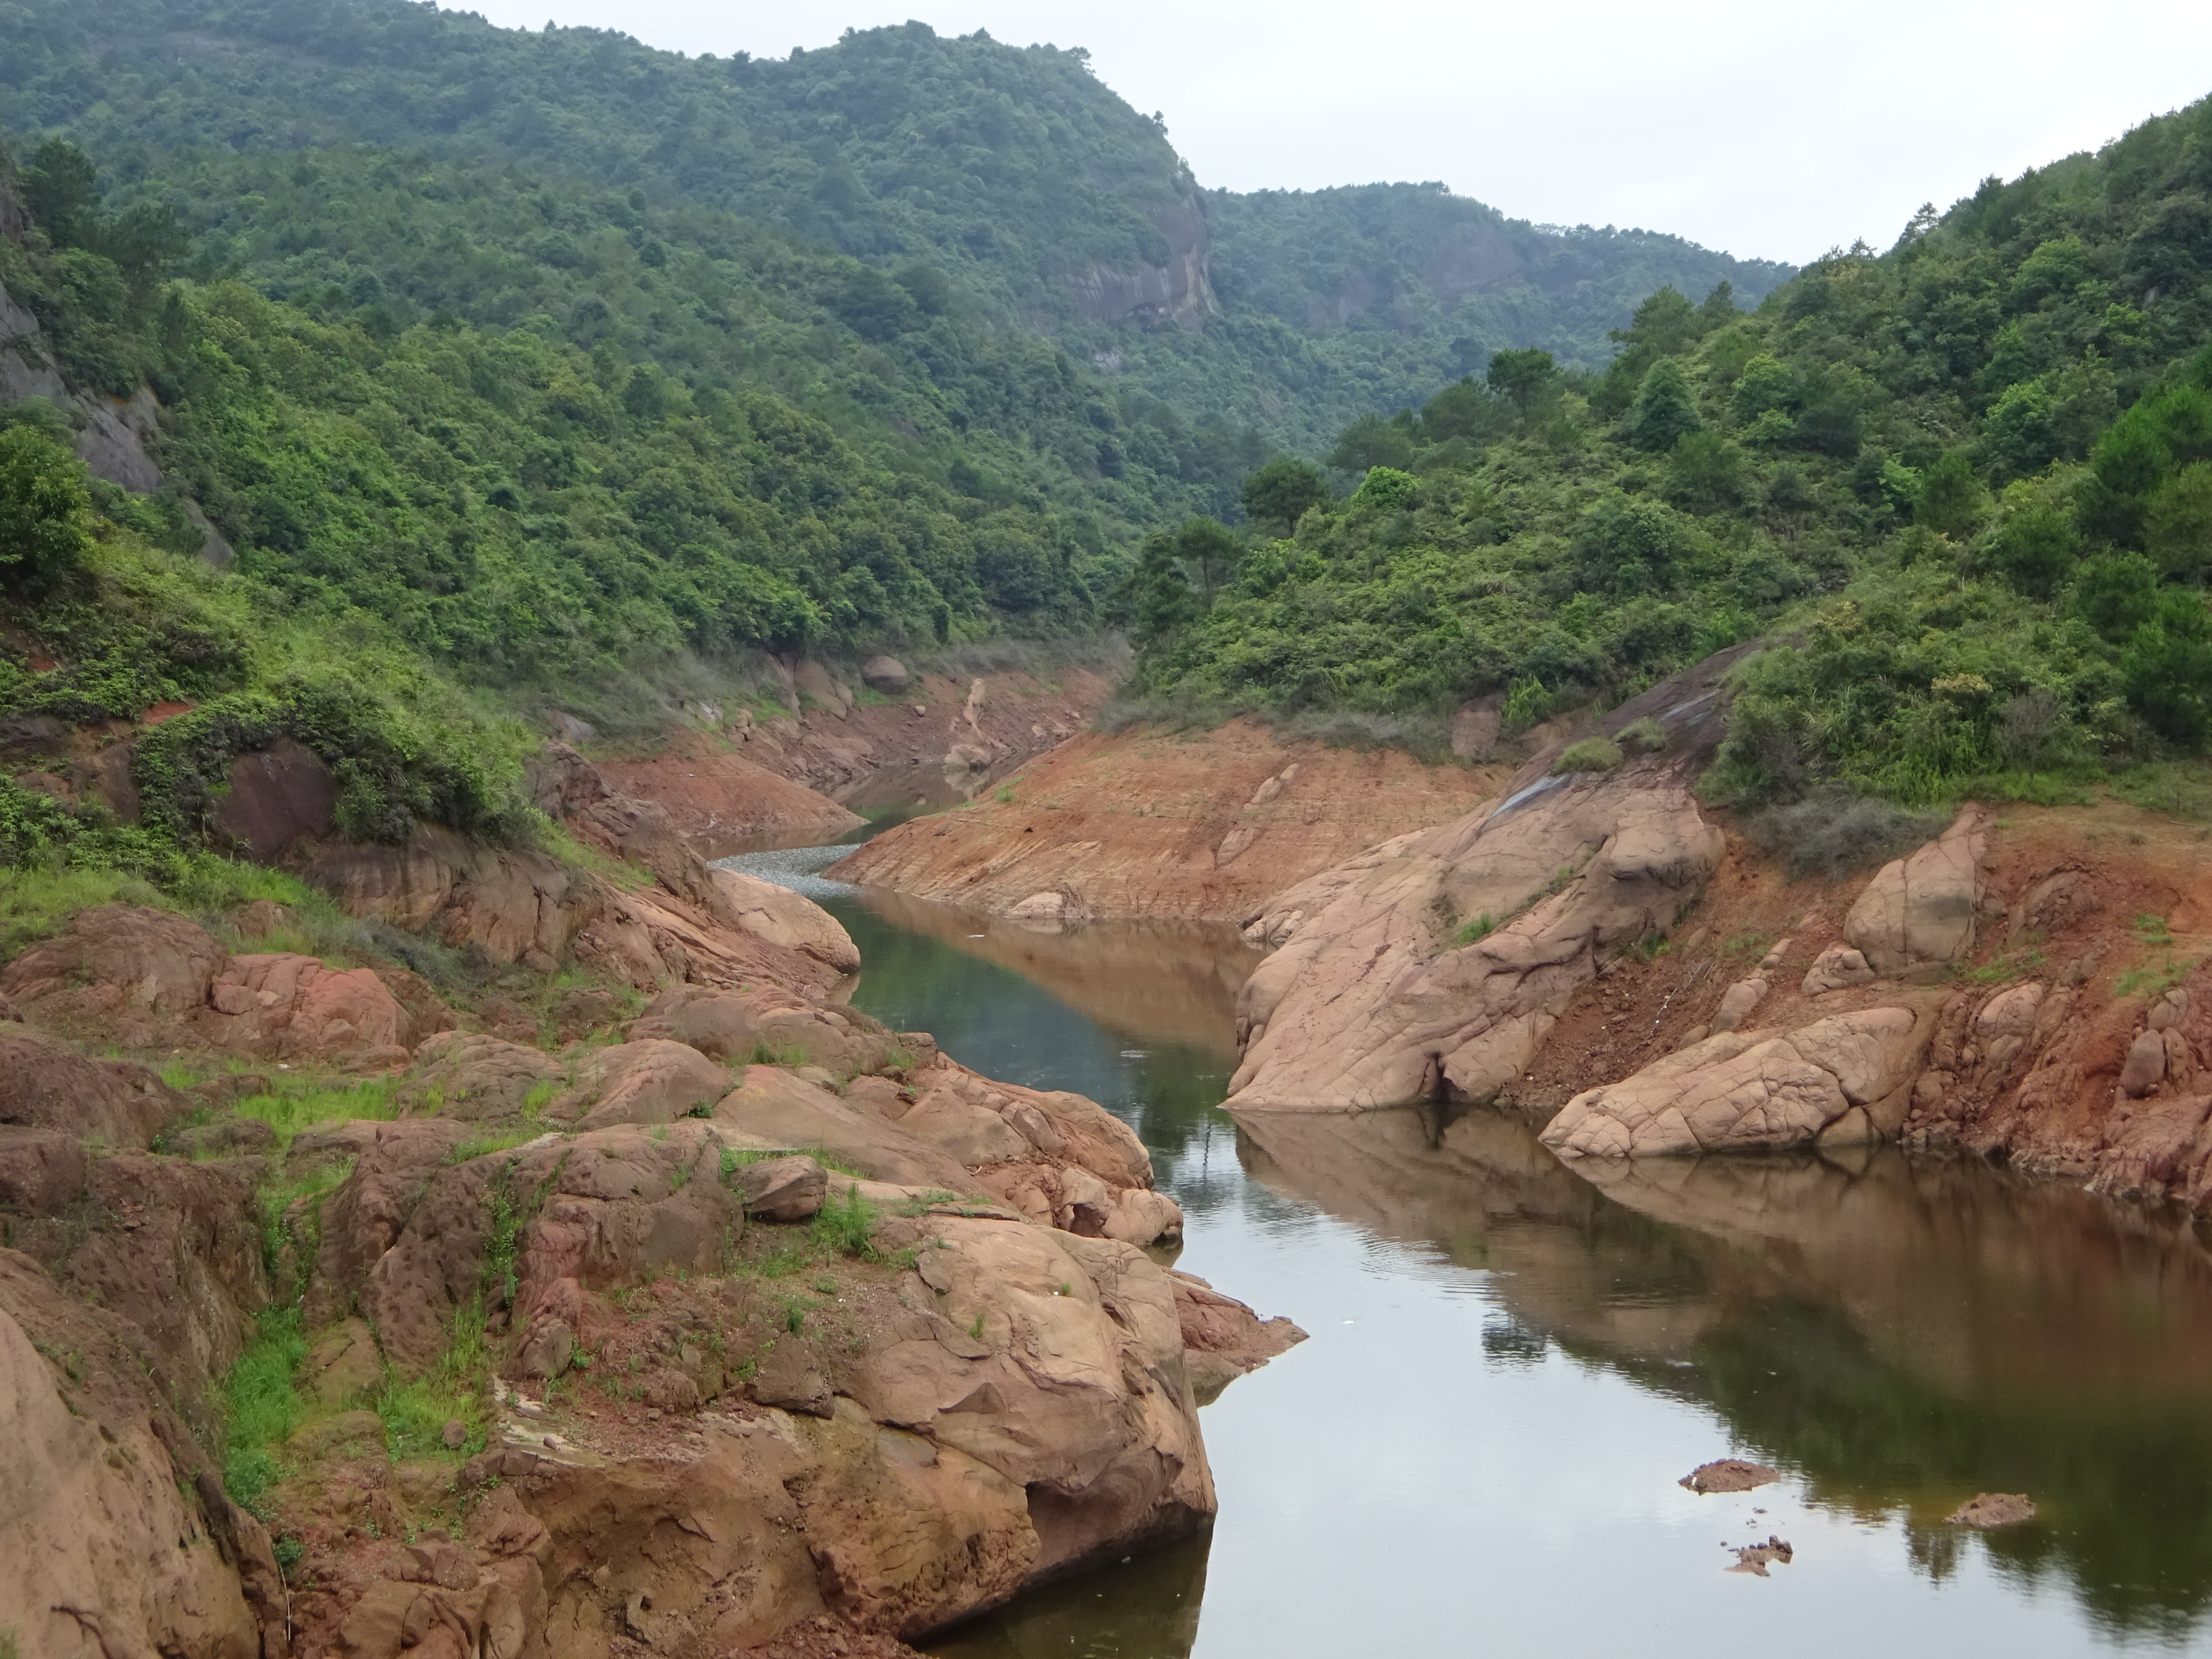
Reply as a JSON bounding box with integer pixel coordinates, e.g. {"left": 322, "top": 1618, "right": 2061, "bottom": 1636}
{"left": 1128, "top": 93, "right": 2212, "bottom": 805}
{"left": 0, "top": 0, "right": 1788, "bottom": 455}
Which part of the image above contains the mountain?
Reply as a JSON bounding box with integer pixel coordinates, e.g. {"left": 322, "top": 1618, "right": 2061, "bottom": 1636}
{"left": 0, "top": 2, "right": 1788, "bottom": 458}
{"left": 1128, "top": 92, "right": 2212, "bottom": 809}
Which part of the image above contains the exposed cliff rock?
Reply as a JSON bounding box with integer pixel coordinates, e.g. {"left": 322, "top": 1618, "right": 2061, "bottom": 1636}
{"left": 1224, "top": 648, "right": 1751, "bottom": 1113}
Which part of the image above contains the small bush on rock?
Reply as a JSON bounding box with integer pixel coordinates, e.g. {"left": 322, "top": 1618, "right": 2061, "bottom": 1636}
{"left": 1553, "top": 737, "right": 1624, "bottom": 774}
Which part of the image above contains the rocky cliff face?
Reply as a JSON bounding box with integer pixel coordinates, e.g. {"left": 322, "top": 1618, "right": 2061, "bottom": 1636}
{"left": 1223, "top": 648, "right": 1749, "bottom": 1113}
{"left": 1060, "top": 193, "right": 1216, "bottom": 328}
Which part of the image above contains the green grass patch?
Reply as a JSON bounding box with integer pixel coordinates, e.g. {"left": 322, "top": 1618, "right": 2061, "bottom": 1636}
{"left": 1453, "top": 913, "right": 1495, "bottom": 947}
{"left": 234, "top": 1078, "right": 400, "bottom": 1148}
{"left": 810, "top": 1182, "right": 880, "bottom": 1259}
{"left": 220, "top": 1304, "right": 308, "bottom": 1518}
{"left": 256, "top": 1157, "right": 355, "bottom": 1277}
{"left": 1966, "top": 949, "right": 2046, "bottom": 985}
{"left": 1552, "top": 737, "right": 1624, "bottom": 775}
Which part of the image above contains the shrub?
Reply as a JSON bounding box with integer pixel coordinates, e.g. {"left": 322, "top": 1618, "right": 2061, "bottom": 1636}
{"left": 1616, "top": 716, "right": 1669, "bottom": 754}
{"left": 1553, "top": 737, "right": 1623, "bottom": 774}
{"left": 1350, "top": 466, "right": 1418, "bottom": 512}
{"left": 0, "top": 426, "right": 92, "bottom": 593}
{"left": 1746, "top": 789, "right": 1949, "bottom": 880}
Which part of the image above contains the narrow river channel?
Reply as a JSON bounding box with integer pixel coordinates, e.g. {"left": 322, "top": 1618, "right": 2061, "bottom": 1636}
{"left": 723, "top": 840, "right": 2212, "bottom": 1658}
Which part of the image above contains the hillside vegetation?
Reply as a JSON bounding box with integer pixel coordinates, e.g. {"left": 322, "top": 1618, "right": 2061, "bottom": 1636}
{"left": 0, "top": 1, "right": 1785, "bottom": 458}
{"left": 1131, "top": 94, "right": 2212, "bottom": 809}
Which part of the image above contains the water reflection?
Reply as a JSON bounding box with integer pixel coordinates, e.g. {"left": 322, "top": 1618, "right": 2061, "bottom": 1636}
{"left": 1238, "top": 1110, "right": 2212, "bottom": 1641}
{"left": 724, "top": 846, "right": 2212, "bottom": 1655}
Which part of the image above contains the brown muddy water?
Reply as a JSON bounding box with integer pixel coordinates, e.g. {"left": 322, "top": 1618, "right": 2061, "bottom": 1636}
{"left": 727, "top": 841, "right": 2212, "bottom": 1658}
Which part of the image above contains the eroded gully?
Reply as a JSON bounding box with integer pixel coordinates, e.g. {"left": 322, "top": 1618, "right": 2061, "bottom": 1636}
{"left": 725, "top": 839, "right": 2212, "bottom": 1658}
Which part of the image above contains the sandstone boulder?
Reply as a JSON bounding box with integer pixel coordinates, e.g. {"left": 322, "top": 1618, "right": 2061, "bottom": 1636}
{"left": 1801, "top": 944, "right": 1877, "bottom": 996}
{"left": 1229, "top": 769, "right": 1721, "bottom": 1110}
{"left": 1711, "top": 973, "right": 1768, "bottom": 1033}
{"left": 212, "top": 735, "right": 338, "bottom": 859}
{"left": 714, "top": 1066, "right": 982, "bottom": 1195}
{"left": 199, "top": 951, "right": 408, "bottom": 1060}
{"left": 355, "top": 1122, "right": 740, "bottom": 1375}
{"left": 731, "top": 1153, "right": 829, "bottom": 1221}
{"left": 0, "top": 902, "right": 224, "bottom": 1026}
{"left": 0, "top": 1125, "right": 87, "bottom": 1211}
{"left": 628, "top": 984, "right": 892, "bottom": 1074}
{"left": 2120, "top": 1028, "right": 2168, "bottom": 1098}
{"left": 1843, "top": 805, "right": 1988, "bottom": 975}
{"left": 306, "top": 823, "right": 597, "bottom": 967}
{"left": 709, "top": 868, "right": 862, "bottom": 971}
{"left": 0, "top": 1028, "right": 190, "bottom": 1148}
{"left": 552, "top": 1038, "right": 729, "bottom": 1129}
{"left": 1171, "top": 1270, "right": 1307, "bottom": 1404}
{"left": 0, "top": 1250, "right": 276, "bottom": 1659}
{"left": 400, "top": 1030, "right": 561, "bottom": 1121}
{"left": 1543, "top": 1004, "right": 1937, "bottom": 1157}
{"left": 861, "top": 655, "right": 911, "bottom": 694}
{"left": 831, "top": 1215, "right": 1214, "bottom": 1609}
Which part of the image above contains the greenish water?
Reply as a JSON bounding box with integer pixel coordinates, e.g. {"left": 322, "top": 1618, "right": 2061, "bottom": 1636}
{"left": 727, "top": 844, "right": 2212, "bottom": 1657}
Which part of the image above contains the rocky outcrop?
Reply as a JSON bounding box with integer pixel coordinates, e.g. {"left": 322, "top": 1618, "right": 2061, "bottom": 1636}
{"left": 307, "top": 823, "right": 600, "bottom": 967}
{"left": 1224, "top": 651, "right": 1755, "bottom": 1113}
{"left": 284, "top": 1115, "right": 1225, "bottom": 1651}
{"left": 1541, "top": 1002, "right": 1941, "bottom": 1156}
{"left": 198, "top": 950, "right": 410, "bottom": 1062}
{"left": 0, "top": 1027, "right": 190, "bottom": 1148}
{"left": 1061, "top": 192, "right": 1216, "bottom": 328}
{"left": 712, "top": 866, "right": 862, "bottom": 971}
{"left": 628, "top": 983, "right": 895, "bottom": 1073}
{"left": 0, "top": 1251, "right": 277, "bottom": 1659}
{"left": 1843, "top": 806, "right": 1989, "bottom": 974}
{"left": 1172, "top": 1270, "right": 1308, "bottom": 1403}
{"left": 1, "top": 901, "right": 224, "bottom": 1024}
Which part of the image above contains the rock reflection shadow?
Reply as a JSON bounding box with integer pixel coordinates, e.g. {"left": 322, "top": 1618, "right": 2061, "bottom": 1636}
{"left": 925, "top": 1529, "right": 1210, "bottom": 1659}
{"left": 1232, "top": 1107, "right": 2212, "bottom": 1638}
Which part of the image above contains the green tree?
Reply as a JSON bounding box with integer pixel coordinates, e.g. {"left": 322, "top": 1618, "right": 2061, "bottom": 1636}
{"left": 1915, "top": 450, "right": 1989, "bottom": 539}
{"left": 1327, "top": 411, "right": 1418, "bottom": 474}
{"left": 1484, "top": 348, "right": 1556, "bottom": 418}
{"left": 1168, "top": 515, "right": 1244, "bottom": 605}
{"left": 2146, "top": 461, "right": 2212, "bottom": 581}
{"left": 1628, "top": 358, "right": 1702, "bottom": 452}
{"left": 1663, "top": 429, "right": 1744, "bottom": 513}
{"left": 1126, "top": 529, "right": 1199, "bottom": 648}
{"left": 1350, "top": 467, "right": 1418, "bottom": 512}
{"left": 20, "top": 136, "right": 99, "bottom": 247}
{"left": 1985, "top": 504, "right": 2080, "bottom": 598}
{"left": 1730, "top": 354, "right": 1795, "bottom": 424}
{"left": 1240, "top": 458, "right": 1329, "bottom": 535}
{"left": 2072, "top": 551, "right": 2160, "bottom": 642}
{"left": 0, "top": 427, "right": 91, "bottom": 592}
{"left": 2122, "top": 588, "right": 2212, "bottom": 745}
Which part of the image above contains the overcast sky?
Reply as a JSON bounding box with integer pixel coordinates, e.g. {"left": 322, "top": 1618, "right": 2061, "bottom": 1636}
{"left": 450, "top": 0, "right": 2212, "bottom": 268}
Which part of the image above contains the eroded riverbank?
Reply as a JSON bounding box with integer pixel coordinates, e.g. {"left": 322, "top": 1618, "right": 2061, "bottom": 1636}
{"left": 732, "top": 842, "right": 2212, "bottom": 1657}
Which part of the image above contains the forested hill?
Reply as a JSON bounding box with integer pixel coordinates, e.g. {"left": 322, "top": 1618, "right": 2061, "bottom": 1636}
{"left": 1130, "top": 93, "right": 2212, "bottom": 813}
{"left": 0, "top": 0, "right": 1786, "bottom": 455}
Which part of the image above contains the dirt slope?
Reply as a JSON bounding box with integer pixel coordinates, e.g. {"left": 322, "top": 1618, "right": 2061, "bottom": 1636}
{"left": 830, "top": 719, "right": 1497, "bottom": 922}
{"left": 592, "top": 665, "right": 1116, "bottom": 856}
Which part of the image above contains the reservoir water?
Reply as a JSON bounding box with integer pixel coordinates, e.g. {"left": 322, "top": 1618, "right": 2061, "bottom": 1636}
{"left": 725, "top": 842, "right": 2212, "bottom": 1658}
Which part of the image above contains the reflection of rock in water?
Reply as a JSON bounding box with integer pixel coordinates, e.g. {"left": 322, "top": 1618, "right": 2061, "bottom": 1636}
{"left": 857, "top": 886, "right": 1258, "bottom": 1058}
{"left": 922, "top": 1527, "right": 1210, "bottom": 1659}
{"left": 1228, "top": 1106, "right": 2212, "bottom": 1632}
